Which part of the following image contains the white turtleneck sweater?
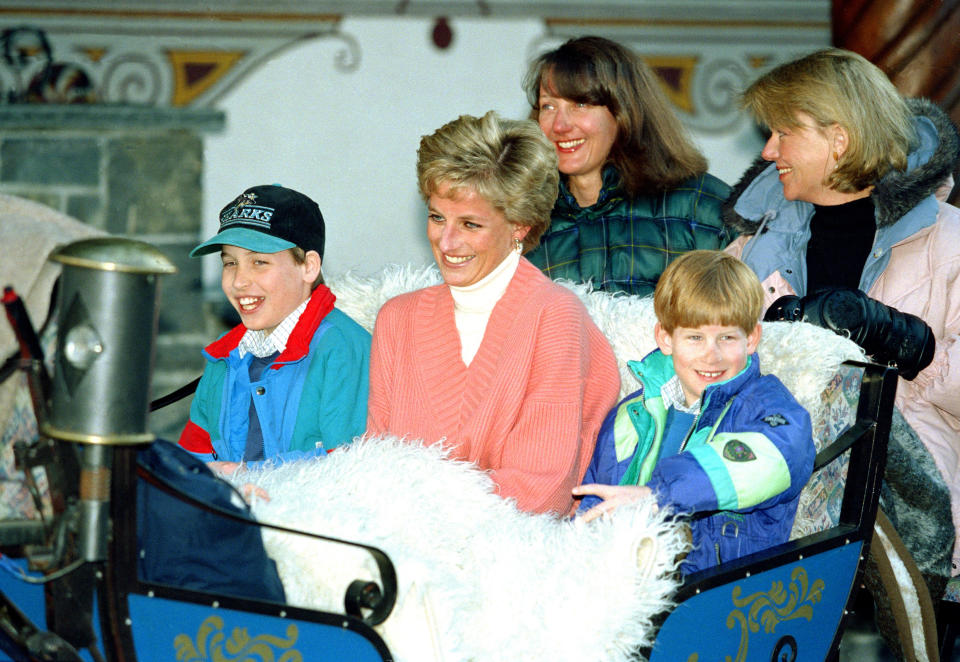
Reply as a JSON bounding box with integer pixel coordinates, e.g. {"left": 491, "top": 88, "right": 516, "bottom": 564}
{"left": 448, "top": 249, "right": 520, "bottom": 365}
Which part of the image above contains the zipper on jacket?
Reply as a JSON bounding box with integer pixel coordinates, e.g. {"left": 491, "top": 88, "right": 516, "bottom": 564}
{"left": 680, "top": 395, "right": 737, "bottom": 453}
{"left": 676, "top": 408, "right": 702, "bottom": 454}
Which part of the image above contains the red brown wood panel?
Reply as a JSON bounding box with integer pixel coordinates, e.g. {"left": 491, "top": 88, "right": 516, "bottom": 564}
{"left": 833, "top": 0, "right": 960, "bottom": 204}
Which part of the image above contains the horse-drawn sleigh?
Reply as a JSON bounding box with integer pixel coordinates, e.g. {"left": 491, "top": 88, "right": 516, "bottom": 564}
{"left": 0, "top": 238, "right": 896, "bottom": 662}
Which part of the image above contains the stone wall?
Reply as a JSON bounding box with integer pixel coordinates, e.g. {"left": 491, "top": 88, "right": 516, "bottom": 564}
{"left": 0, "top": 105, "right": 225, "bottom": 439}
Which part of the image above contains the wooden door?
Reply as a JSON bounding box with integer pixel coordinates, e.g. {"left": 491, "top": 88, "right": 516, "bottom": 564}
{"left": 833, "top": 0, "right": 960, "bottom": 203}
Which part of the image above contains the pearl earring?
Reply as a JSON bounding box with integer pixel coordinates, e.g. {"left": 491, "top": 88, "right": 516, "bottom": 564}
{"left": 514, "top": 237, "right": 523, "bottom": 254}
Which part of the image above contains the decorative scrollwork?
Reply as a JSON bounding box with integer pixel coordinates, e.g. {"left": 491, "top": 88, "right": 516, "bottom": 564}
{"left": 173, "top": 615, "right": 303, "bottom": 662}
{"left": 771, "top": 634, "right": 798, "bottom": 662}
{"left": 101, "top": 54, "right": 163, "bottom": 105}
{"left": 688, "top": 56, "right": 751, "bottom": 134}
{"left": 723, "top": 566, "right": 824, "bottom": 662}
{"left": 330, "top": 31, "right": 362, "bottom": 73}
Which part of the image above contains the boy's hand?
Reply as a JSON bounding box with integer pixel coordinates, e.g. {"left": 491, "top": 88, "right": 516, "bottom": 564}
{"left": 208, "top": 461, "right": 242, "bottom": 476}
{"left": 240, "top": 483, "right": 270, "bottom": 503}
{"left": 573, "top": 484, "right": 655, "bottom": 523}
{"left": 204, "top": 462, "right": 269, "bottom": 503}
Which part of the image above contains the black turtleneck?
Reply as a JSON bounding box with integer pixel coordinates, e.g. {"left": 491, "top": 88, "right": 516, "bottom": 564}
{"left": 806, "top": 196, "right": 876, "bottom": 294}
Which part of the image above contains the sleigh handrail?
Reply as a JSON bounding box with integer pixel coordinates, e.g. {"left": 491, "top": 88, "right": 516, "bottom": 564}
{"left": 134, "top": 458, "right": 398, "bottom": 627}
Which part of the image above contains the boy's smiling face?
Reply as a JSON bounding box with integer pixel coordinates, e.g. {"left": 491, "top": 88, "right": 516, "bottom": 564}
{"left": 220, "top": 245, "right": 319, "bottom": 336}
{"left": 655, "top": 322, "right": 762, "bottom": 407}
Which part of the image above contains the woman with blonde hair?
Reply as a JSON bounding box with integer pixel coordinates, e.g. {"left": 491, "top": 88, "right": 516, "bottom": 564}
{"left": 724, "top": 47, "right": 960, "bottom": 660}
{"left": 366, "top": 111, "right": 620, "bottom": 515}
{"left": 523, "top": 36, "right": 731, "bottom": 296}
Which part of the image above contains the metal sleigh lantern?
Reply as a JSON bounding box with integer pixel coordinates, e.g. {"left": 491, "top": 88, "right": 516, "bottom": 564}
{"left": 42, "top": 237, "right": 176, "bottom": 563}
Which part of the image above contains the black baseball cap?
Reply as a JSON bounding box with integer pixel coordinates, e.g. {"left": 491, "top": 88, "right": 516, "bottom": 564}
{"left": 190, "top": 184, "right": 325, "bottom": 259}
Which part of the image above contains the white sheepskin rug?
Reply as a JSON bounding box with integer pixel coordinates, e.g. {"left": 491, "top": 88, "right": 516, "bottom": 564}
{"left": 241, "top": 437, "right": 689, "bottom": 662}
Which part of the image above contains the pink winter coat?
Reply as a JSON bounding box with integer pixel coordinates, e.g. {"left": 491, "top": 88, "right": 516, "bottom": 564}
{"left": 724, "top": 99, "right": 960, "bottom": 574}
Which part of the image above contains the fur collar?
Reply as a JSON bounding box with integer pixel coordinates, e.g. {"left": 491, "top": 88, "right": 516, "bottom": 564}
{"left": 723, "top": 98, "right": 960, "bottom": 235}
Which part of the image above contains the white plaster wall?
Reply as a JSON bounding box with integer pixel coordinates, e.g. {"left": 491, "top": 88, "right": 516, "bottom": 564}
{"left": 202, "top": 16, "right": 764, "bottom": 285}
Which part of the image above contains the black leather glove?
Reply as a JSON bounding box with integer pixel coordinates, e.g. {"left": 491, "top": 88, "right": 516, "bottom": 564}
{"left": 764, "top": 287, "right": 935, "bottom": 380}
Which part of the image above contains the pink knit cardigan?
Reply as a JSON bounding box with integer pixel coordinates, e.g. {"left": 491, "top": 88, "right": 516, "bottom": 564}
{"left": 367, "top": 258, "right": 621, "bottom": 514}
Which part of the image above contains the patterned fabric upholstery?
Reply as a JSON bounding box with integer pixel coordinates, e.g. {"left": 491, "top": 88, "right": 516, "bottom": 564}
{"left": 789, "top": 364, "right": 862, "bottom": 539}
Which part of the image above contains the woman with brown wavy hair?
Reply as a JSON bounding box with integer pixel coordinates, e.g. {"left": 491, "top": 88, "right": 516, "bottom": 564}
{"left": 523, "top": 36, "right": 731, "bottom": 296}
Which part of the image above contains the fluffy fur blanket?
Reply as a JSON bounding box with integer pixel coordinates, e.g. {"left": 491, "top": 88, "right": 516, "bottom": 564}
{"left": 244, "top": 438, "right": 688, "bottom": 662}
{"left": 237, "top": 264, "right": 867, "bottom": 662}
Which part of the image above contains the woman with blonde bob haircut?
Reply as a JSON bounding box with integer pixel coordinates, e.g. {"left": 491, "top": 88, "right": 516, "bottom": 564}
{"left": 522, "top": 35, "right": 731, "bottom": 296}
{"left": 724, "top": 47, "right": 960, "bottom": 659}
{"left": 367, "top": 110, "right": 620, "bottom": 515}
{"left": 741, "top": 48, "right": 914, "bottom": 193}
{"left": 416, "top": 111, "right": 557, "bottom": 253}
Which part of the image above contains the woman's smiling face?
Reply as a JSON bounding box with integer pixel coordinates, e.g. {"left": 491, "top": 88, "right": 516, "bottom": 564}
{"left": 426, "top": 184, "right": 529, "bottom": 288}
{"left": 537, "top": 81, "right": 618, "bottom": 184}
{"left": 761, "top": 112, "right": 839, "bottom": 204}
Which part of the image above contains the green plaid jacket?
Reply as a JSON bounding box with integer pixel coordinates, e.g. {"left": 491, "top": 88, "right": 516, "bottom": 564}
{"left": 528, "top": 166, "right": 732, "bottom": 297}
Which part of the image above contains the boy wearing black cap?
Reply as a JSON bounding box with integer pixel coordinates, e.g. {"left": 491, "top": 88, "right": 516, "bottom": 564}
{"left": 177, "top": 184, "right": 370, "bottom": 474}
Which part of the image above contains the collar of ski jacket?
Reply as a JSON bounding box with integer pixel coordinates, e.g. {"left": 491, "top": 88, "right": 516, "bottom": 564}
{"left": 554, "top": 164, "right": 625, "bottom": 215}
{"left": 626, "top": 348, "right": 758, "bottom": 419}
{"left": 203, "top": 284, "right": 336, "bottom": 366}
{"left": 617, "top": 349, "right": 759, "bottom": 488}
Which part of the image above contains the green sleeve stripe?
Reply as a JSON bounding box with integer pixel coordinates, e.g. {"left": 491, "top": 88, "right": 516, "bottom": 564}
{"left": 695, "top": 431, "right": 792, "bottom": 510}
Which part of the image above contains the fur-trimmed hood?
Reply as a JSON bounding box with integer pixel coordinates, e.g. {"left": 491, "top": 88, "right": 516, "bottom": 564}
{"left": 723, "top": 98, "right": 960, "bottom": 236}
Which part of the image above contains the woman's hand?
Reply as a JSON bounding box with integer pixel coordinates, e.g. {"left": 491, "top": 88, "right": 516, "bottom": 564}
{"left": 764, "top": 288, "right": 935, "bottom": 380}
{"left": 573, "top": 484, "right": 655, "bottom": 523}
